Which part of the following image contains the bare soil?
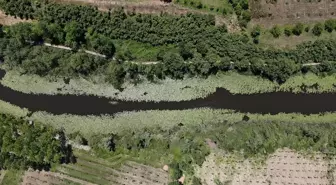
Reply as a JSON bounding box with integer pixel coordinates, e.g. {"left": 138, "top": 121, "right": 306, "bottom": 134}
{"left": 0, "top": 11, "right": 31, "bottom": 25}
{"left": 21, "top": 170, "right": 95, "bottom": 185}
{"left": 197, "top": 148, "right": 336, "bottom": 185}
{"left": 250, "top": 0, "right": 336, "bottom": 27}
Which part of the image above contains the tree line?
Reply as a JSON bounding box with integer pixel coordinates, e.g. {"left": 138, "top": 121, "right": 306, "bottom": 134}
{"left": 0, "top": 113, "right": 73, "bottom": 170}
{"left": 0, "top": 0, "right": 335, "bottom": 88}
{"left": 0, "top": 35, "right": 335, "bottom": 89}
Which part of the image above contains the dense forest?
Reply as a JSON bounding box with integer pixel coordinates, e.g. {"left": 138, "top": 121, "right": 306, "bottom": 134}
{"left": 0, "top": 0, "right": 335, "bottom": 88}
{"left": 0, "top": 113, "right": 73, "bottom": 170}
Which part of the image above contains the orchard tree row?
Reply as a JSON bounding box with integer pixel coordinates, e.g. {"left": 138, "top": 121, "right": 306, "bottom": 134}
{"left": 1, "top": 0, "right": 336, "bottom": 64}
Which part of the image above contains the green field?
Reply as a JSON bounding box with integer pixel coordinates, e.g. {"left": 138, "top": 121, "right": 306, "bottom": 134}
{"left": 174, "top": 0, "right": 234, "bottom": 15}
{"left": 0, "top": 170, "right": 23, "bottom": 185}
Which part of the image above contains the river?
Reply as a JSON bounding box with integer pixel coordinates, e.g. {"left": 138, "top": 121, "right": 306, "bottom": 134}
{"left": 0, "top": 69, "right": 335, "bottom": 115}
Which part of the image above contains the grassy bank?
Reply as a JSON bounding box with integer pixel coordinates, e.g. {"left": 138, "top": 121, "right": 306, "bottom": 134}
{"left": 30, "top": 109, "right": 336, "bottom": 138}
{"left": 0, "top": 100, "right": 30, "bottom": 117}
{"left": 1, "top": 69, "right": 336, "bottom": 102}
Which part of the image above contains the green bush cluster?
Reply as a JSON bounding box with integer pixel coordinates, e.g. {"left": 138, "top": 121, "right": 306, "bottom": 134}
{"left": 269, "top": 20, "right": 336, "bottom": 38}
{"left": 324, "top": 19, "right": 336, "bottom": 33}
{"left": 0, "top": 113, "right": 72, "bottom": 170}
{"left": 228, "top": 0, "right": 251, "bottom": 27}
{"left": 5, "top": 22, "right": 116, "bottom": 57}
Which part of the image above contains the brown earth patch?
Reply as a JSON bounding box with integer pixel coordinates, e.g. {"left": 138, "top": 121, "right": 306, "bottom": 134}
{"left": 0, "top": 11, "right": 31, "bottom": 26}
{"left": 197, "top": 148, "right": 336, "bottom": 185}
{"left": 21, "top": 170, "right": 95, "bottom": 185}
{"left": 250, "top": 0, "right": 336, "bottom": 27}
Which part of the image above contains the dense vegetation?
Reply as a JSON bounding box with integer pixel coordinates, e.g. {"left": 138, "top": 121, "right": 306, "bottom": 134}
{"left": 67, "top": 117, "right": 336, "bottom": 183}
{"left": 0, "top": 113, "right": 73, "bottom": 170}
{"left": 0, "top": 0, "right": 336, "bottom": 88}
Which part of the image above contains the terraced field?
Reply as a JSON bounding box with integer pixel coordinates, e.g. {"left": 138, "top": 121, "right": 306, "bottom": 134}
{"left": 55, "top": 151, "right": 169, "bottom": 185}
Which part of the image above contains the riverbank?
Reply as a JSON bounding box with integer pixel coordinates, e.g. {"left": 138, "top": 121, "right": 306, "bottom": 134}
{"left": 1, "top": 68, "right": 336, "bottom": 102}
{"left": 2, "top": 99, "right": 336, "bottom": 138}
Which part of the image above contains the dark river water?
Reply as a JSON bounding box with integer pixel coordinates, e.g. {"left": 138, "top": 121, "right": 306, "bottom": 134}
{"left": 0, "top": 69, "right": 336, "bottom": 115}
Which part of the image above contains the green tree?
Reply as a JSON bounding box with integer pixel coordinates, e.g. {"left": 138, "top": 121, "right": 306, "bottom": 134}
{"left": 292, "top": 23, "right": 304, "bottom": 36}
{"left": 270, "top": 25, "right": 281, "bottom": 38}
{"left": 264, "top": 58, "right": 300, "bottom": 82}
{"left": 67, "top": 52, "right": 95, "bottom": 75}
{"left": 250, "top": 25, "right": 262, "bottom": 38}
{"left": 324, "top": 19, "right": 336, "bottom": 32}
{"left": 64, "top": 21, "right": 84, "bottom": 49}
{"left": 0, "top": 25, "right": 4, "bottom": 38}
{"left": 250, "top": 58, "right": 265, "bottom": 75}
{"left": 235, "top": 59, "right": 250, "bottom": 72}
{"left": 284, "top": 25, "right": 292, "bottom": 37}
{"left": 163, "top": 53, "right": 185, "bottom": 79}
{"left": 179, "top": 42, "right": 194, "bottom": 60}
{"left": 196, "top": 42, "right": 208, "bottom": 57}
{"left": 87, "top": 34, "right": 116, "bottom": 58}
{"left": 9, "top": 23, "right": 41, "bottom": 44}
{"left": 312, "top": 23, "right": 324, "bottom": 36}
{"left": 45, "top": 23, "right": 65, "bottom": 44}
{"left": 105, "top": 62, "right": 126, "bottom": 89}
{"left": 304, "top": 25, "right": 310, "bottom": 32}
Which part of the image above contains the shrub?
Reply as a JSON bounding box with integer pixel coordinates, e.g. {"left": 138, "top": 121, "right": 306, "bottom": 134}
{"left": 292, "top": 23, "right": 304, "bottom": 36}
{"left": 250, "top": 25, "right": 262, "bottom": 38}
{"left": 312, "top": 23, "right": 324, "bottom": 36}
{"left": 284, "top": 26, "right": 292, "bottom": 36}
{"left": 304, "top": 26, "right": 310, "bottom": 32}
{"left": 324, "top": 19, "right": 336, "bottom": 32}
{"left": 270, "top": 25, "right": 282, "bottom": 38}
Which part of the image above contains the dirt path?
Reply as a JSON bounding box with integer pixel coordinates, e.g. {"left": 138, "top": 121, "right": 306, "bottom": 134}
{"left": 303, "top": 63, "right": 321, "bottom": 66}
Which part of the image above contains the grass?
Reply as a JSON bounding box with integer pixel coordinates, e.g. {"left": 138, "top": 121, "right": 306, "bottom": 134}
{"left": 55, "top": 150, "right": 131, "bottom": 185}
{"left": 56, "top": 166, "right": 112, "bottom": 184}
{"left": 29, "top": 108, "right": 336, "bottom": 138}
{"left": 0, "top": 170, "right": 23, "bottom": 185}
{"left": 259, "top": 30, "right": 336, "bottom": 49}
{"left": 114, "top": 39, "right": 177, "bottom": 62}
{"left": 247, "top": 22, "right": 336, "bottom": 49}
{"left": 174, "top": 0, "right": 234, "bottom": 15}
{"left": 2, "top": 69, "right": 335, "bottom": 102}
{"left": 0, "top": 100, "right": 30, "bottom": 117}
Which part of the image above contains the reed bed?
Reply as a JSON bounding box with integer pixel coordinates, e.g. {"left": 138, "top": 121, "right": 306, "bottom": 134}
{"left": 2, "top": 70, "right": 335, "bottom": 102}
{"left": 0, "top": 100, "right": 30, "bottom": 117}
{"left": 30, "top": 109, "right": 336, "bottom": 138}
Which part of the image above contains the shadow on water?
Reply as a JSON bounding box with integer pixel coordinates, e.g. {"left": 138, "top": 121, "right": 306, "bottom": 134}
{"left": 0, "top": 69, "right": 336, "bottom": 115}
